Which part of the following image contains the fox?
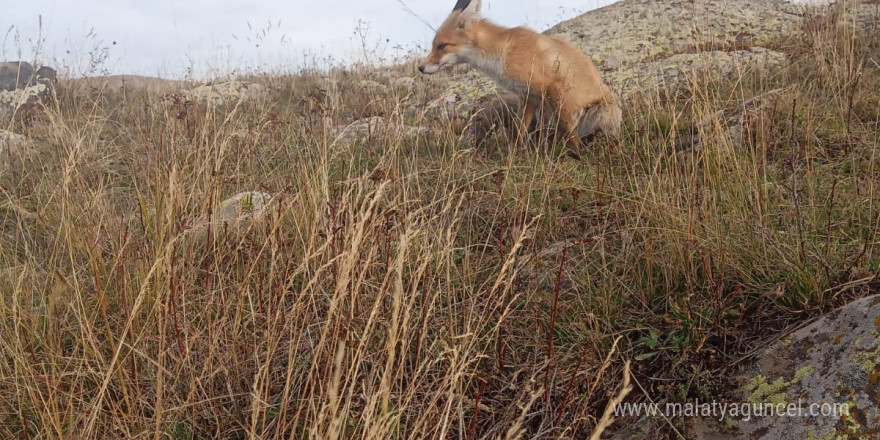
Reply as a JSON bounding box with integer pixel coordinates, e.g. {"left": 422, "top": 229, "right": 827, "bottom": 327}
{"left": 418, "top": 0, "right": 621, "bottom": 156}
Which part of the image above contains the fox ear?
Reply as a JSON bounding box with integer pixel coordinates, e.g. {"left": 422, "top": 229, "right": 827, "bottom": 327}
{"left": 452, "top": 0, "right": 481, "bottom": 27}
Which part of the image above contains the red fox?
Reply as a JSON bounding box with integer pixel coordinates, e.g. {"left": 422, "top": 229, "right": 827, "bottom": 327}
{"left": 418, "top": 0, "right": 621, "bottom": 156}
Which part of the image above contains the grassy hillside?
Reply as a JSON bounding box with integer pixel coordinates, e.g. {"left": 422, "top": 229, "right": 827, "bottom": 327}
{"left": 1, "top": 7, "right": 879, "bottom": 440}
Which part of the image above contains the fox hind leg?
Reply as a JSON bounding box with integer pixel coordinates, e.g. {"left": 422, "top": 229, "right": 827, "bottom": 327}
{"left": 518, "top": 99, "right": 539, "bottom": 143}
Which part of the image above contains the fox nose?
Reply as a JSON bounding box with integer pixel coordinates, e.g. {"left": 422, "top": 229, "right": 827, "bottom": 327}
{"left": 418, "top": 65, "right": 425, "bottom": 74}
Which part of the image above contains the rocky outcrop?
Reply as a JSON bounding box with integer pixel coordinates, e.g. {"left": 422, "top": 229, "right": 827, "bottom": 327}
{"left": 331, "top": 116, "right": 428, "bottom": 145}
{"left": 167, "top": 80, "right": 269, "bottom": 107}
{"left": 0, "top": 62, "right": 56, "bottom": 90}
{"left": 546, "top": 0, "right": 799, "bottom": 69}
{"left": 847, "top": 3, "right": 880, "bottom": 33}
{"left": 0, "top": 61, "right": 57, "bottom": 123}
{"left": 543, "top": 0, "right": 801, "bottom": 98}
{"left": 419, "top": 71, "right": 509, "bottom": 121}
{"left": 608, "top": 47, "right": 787, "bottom": 97}
{"left": 546, "top": 0, "right": 878, "bottom": 98}
{"left": 692, "top": 295, "right": 880, "bottom": 439}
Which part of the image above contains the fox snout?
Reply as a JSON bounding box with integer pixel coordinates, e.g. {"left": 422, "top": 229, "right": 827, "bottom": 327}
{"left": 419, "top": 50, "right": 457, "bottom": 75}
{"left": 418, "top": 64, "right": 441, "bottom": 75}
{"left": 420, "top": 42, "right": 460, "bottom": 75}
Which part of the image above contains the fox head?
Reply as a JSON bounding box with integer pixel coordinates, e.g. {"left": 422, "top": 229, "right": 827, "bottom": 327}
{"left": 418, "top": 0, "right": 482, "bottom": 74}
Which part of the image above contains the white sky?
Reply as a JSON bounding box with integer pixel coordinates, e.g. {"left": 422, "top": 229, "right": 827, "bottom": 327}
{"left": 2, "top": 0, "right": 618, "bottom": 79}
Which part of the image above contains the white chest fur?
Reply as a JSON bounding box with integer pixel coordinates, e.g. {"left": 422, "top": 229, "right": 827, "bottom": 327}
{"left": 462, "top": 49, "right": 529, "bottom": 96}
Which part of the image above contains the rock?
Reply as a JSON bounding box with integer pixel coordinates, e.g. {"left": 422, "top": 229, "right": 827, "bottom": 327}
{"left": 171, "top": 80, "right": 269, "bottom": 107}
{"left": 0, "top": 129, "right": 29, "bottom": 155}
{"left": 683, "top": 89, "right": 785, "bottom": 151}
{"left": 840, "top": 3, "right": 880, "bottom": 33}
{"left": 420, "top": 70, "right": 507, "bottom": 121}
{"left": 0, "top": 129, "right": 30, "bottom": 172}
{"left": 333, "top": 116, "right": 385, "bottom": 143}
{"left": 796, "top": 1, "right": 880, "bottom": 34}
{"left": 1, "top": 62, "right": 36, "bottom": 90}
{"left": 331, "top": 116, "right": 428, "bottom": 144}
{"left": 423, "top": 93, "right": 464, "bottom": 121}
{"left": 545, "top": 0, "right": 800, "bottom": 69}
{"left": 789, "top": 0, "right": 836, "bottom": 4}
{"left": 391, "top": 76, "right": 416, "bottom": 91}
{"left": 356, "top": 79, "right": 388, "bottom": 92}
{"left": 602, "top": 54, "right": 624, "bottom": 71}
{"left": 609, "top": 47, "right": 787, "bottom": 98}
{"left": 34, "top": 66, "right": 57, "bottom": 84}
{"left": 693, "top": 295, "right": 880, "bottom": 439}
{"left": 175, "top": 191, "right": 277, "bottom": 246}
{"left": 217, "top": 191, "right": 273, "bottom": 222}
{"left": 0, "top": 61, "right": 57, "bottom": 123}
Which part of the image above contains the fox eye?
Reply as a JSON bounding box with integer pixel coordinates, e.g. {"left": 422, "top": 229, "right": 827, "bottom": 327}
{"left": 436, "top": 43, "right": 449, "bottom": 50}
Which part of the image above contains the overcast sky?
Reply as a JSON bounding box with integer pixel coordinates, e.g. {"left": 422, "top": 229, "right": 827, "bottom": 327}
{"left": 3, "top": 0, "right": 618, "bottom": 79}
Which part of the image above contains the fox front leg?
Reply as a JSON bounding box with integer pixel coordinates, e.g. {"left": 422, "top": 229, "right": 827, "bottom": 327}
{"left": 559, "top": 104, "right": 585, "bottom": 160}
{"left": 515, "top": 99, "right": 539, "bottom": 144}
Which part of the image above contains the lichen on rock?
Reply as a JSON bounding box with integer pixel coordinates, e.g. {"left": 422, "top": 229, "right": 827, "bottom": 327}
{"left": 172, "top": 80, "right": 270, "bottom": 107}
{"left": 694, "top": 295, "right": 880, "bottom": 439}
{"left": 0, "top": 61, "right": 57, "bottom": 123}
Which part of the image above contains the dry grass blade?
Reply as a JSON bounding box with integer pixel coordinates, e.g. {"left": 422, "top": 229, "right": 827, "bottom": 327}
{"left": 588, "top": 361, "right": 633, "bottom": 440}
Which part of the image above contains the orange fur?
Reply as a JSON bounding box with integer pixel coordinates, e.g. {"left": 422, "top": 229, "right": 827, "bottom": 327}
{"left": 419, "top": 0, "right": 621, "bottom": 155}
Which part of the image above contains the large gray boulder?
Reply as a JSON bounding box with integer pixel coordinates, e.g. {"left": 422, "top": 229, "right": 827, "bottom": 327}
{"left": 545, "top": 0, "right": 799, "bottom": 98}
{"left": 420, "top": 70, "right": 507, "bottom": 121}
{"left": 545, "top": 0, "right": 800, "bottom": 70}
{"left": 693, "top": 295, "right": 880, "bottom": 439}
{"left": 608, "top": 47, "right": 788, "bottom": 97}
{"left": 0, "top": 61, "right": 57, "bottom": 123}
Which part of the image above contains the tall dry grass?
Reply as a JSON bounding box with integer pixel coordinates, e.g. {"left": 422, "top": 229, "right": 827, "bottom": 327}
{"left": 2, "top": 4, "right": 879, "bottom": 438}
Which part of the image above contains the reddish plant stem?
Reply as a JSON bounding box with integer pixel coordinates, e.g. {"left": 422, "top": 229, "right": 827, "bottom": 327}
{"left": 555, "top": 339, "right": 595, "bottom": 425}
{"left": 545, "top": 244, "right": 569, "bottom": 401}
{"left": 169, "top": 250, "right": 184, "bottom": 355}
{"left": 467, "top": 374, "right": 489, "bottom": 440}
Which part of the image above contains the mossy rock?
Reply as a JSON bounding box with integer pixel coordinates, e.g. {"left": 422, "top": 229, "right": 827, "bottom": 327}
{"left": 693, "top": 295, "right": 880, "bottom": 439}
